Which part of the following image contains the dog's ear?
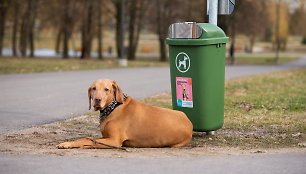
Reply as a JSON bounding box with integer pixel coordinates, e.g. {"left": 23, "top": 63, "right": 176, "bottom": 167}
{"left": 112, "top": 81, "right": 124, "bottom": 103}
{"left": 88, "top": 87, "right": 92, "bottom": 110}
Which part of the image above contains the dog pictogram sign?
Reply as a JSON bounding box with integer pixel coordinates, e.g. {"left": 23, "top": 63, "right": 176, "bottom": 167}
{"left": 175, "top": 52, "right": 190, "bottom": 73}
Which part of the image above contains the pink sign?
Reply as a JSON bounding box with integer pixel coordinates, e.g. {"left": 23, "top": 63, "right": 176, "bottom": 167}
{"left": 176, "top": 77, "right": 193, "bottom": 108}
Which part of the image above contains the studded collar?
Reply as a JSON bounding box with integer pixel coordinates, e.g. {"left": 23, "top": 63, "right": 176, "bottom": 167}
{"left": 99, "top": 94, "right": 127, "bottom": 121}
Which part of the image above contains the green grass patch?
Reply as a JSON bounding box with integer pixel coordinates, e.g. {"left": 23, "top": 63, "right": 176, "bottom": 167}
{"left": 0, "top": 57, "right": 168, "bottom": 75}
{"left": 142, "top": 68, "right": 306, "bottom": 149}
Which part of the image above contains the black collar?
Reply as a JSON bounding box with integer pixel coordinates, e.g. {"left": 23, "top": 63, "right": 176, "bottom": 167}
{"left": 99, "top": 94, "right": 127, "bottom": 121}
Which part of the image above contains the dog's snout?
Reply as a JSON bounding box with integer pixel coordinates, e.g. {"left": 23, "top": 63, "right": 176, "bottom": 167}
{"left": 95, "top": 98, "right": 102, "bottom": 102}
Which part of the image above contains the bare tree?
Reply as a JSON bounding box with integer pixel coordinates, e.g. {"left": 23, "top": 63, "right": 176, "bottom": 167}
{"left": 80, "top": 0, "right": 95, "bottom": 59}
{"left": 275, "top": 0, "right": 281, "bottom": 64}
{"left": 11, "top": 0, "right": 20, "bottom": 57}
{"left": 235, "top": 0, "right": 269, "bottom": 53}
{"left": 153, "top": 0, "right": 183, "bottom": 61}
{"left": 19, "top": 0, "right": 37, "bottom": 57}
{"left": 96, "top": 0, "right": 103, "bottom": 59}
{"left": 28, "top": 0, "right": 37, "bottom": 57}
{"left": 62, "top": 0, "right": 73, "bottom": 59}
{"left": 226, "top": 0, "right": 242, "bottom": 65}
{"left": 290, "top": 0, "right": 306, "bottom": 36}
{"left": 0, "top": 0, "right": 10, "bottom": 56}
{"left": 127, "top": 0, "right": 150, "bottom": 60}
{"left": 155, "top": 0, "right": 168, "bottom": 61}
{"left": 112, "top": 0, "right": 126, "bottom": 58}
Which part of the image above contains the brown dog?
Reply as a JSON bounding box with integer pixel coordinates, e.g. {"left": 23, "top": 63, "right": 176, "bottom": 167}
{"left": 57, "top": 79, "right": 193, "bottom": 149}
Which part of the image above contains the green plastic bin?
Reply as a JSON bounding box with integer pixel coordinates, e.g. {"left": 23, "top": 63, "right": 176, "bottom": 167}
{"left": 166, "top": 22, "right": 228, "bottom": 131}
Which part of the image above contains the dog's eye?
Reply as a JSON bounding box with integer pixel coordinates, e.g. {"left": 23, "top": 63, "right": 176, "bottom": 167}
{"left": 92, "top": 87, "right": 96, "bottom": 90}
{"left": 104, "top": 88, "right": 109, "bottom": 92}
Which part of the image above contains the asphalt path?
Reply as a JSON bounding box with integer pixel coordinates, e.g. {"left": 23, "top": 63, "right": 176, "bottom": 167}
{"left": 0, "top": 153, "right": 305, "bottom": 174}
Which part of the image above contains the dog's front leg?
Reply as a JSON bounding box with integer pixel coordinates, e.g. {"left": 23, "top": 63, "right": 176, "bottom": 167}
{"left": 56, "top": 137, "right": 122, "bottom": 149}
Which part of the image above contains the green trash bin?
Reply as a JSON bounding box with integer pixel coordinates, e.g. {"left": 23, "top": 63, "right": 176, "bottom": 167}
{"left": 166, "top": 22, "right": 229, "bottom": 132}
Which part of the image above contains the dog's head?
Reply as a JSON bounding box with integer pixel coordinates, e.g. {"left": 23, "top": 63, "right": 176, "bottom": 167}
{"left": 88, "top": 79, "right": 124, "bottom": 111}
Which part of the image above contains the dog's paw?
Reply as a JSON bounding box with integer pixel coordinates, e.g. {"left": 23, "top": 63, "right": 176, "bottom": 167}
{"left": 56, "top": 142, "right": 74, "bottom": 149}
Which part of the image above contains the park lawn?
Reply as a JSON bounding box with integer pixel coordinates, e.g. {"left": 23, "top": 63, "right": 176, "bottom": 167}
{"left": 142, "top": 68, "right": 306, "bottom": 149}
{"left": 233, "top": 56, "right": 298, "bottom": 65}
{"left": 0, "top": 53, "right": 301, "bottom": 74}
{"left": 0, "top": 57, "right": 168, "bottom": 75}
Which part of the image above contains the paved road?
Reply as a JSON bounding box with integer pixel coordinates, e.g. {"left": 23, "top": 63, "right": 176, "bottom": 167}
{"left": 1, "top": 56, "right": 305, "bottom": 134}
{"left": 0, "top": 153, "right": 305, "bottom": 174}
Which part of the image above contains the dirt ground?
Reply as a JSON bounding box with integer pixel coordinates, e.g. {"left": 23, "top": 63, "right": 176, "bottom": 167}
{"left": 0, "top": 115, "right": 305, "bottom": 158}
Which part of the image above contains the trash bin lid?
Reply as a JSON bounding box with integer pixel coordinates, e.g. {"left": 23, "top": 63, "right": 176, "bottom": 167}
{"left": 166, "top": 23, "right": 229, "bottom": 46}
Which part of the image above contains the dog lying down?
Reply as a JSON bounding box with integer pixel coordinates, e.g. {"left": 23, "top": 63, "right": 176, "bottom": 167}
{"left": 57, "top": 79, "right": 193, "bottom": 149}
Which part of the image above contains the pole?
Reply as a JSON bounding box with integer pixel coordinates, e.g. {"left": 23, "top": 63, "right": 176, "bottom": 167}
{"left": 208, "top": 0, "right": 218, "bottom": 25}
{"left": 118, "top": 0, "right": 128, "bottom": 66}
{"left": 206, "top": 0, "right": 219, "bottom": 135}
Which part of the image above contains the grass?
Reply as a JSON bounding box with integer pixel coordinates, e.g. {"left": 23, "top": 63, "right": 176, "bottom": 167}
{"left": 142, "top": 68, "right": 306, "bottom": 149}
{"left": 0, "top": 54, "right": 301, "bottom": 75}
{"left": 0, "top": 57, "right": 168, "bottom": 74}
{"left": 232, "top": 56, "right": 299, "bottom": 65}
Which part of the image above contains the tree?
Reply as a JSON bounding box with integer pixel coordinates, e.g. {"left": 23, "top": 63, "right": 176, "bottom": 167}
{"left": 127, "top": 0, "right": 150, "bottom": 60}
{"left": 51, "top": 0, "right": 78, "bottom": 59}
{"left": 80, "top": 0, "right": 95, "bottom": 59}
{"left": 220, "top": 0, "right": 240, "bottom": 65}
{"left": 96, "top": 0, "right": 103, "bottom": 60}
{"left": 149, "top": 0, "right": 197, "bottom": 61}
{"left": 11, "top": 0, "right": 20, "bottom": 57}
{"left": 19, "top": 0, "right": 37, "bottom": 57}
{"left": 62, "top": 0, "right": 73, "bottom": 59}
{"left": 153, "top": 0, "right": 179, "bottom": 62}
{"left": 28, "top": 0, "right": 37, "bottom": 57}
{"left": 111, "top": 0, "right": 126, "bottom": 58}
{"left": 289, "top": 0, "right": 306, "bottom": 36}
{"left": 0, "top": 0, "right": 9, "bottom": 56}
{"left": 227, "top": 8, "right": 237, "bottom": 65}
{"left": 235, "top": 0, "right": 269, "bottom": 53}
{"left": 267, "top": 0, "right": 289, "bottom": 64}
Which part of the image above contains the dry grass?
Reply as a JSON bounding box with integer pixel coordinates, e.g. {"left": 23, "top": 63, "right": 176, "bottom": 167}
{"left": 0, "top": 57, "right": 168, "bottom": 74}
{"left": 142, "top": 68, "right": 306, "bottom": 149}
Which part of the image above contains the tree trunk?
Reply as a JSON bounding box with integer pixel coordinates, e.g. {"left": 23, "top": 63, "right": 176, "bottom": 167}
{"left": 55, "top": 29, "right": 62, "bottom": 55}
{"left": 156, "top": 0, "right": 167, "bottom": 62}
{"left": 127, "top": 0, "right": 136, "bottom": 60}
{"left": 127, "top": 0, "right": 147, "bottom": 61}
{"left": 81, "top": 0, "right": 94, "bottom": 59}
{"left": 0, "top": 0, "right": 9, "bottom": 57}
{"left": 115, "top": 1, "right": 122, "bottom": 58}
{"left": 274, "top": 0, "right": 281, "bottom": 65}
{"left": 249, "top": 35, "right": 255, "bottom": 53}
{"left": 19, "top": 21, "right": 28, "bottom": 57}
{"left": 19, "top": 0, "right": 37, "bottom": 58}
{"left": 159, "top": 37, "right": 167, "bottom": 62}
{"left": 29, "top": 28, "right": 35, "bottom": 57}
{"left": 229, "top": 10, "right": 236, "bottom": 65}
{"left": 28, "top": 0, "right": 37, "bottom": 58}
{"left": 97, "top": 0, "right": 103, "bottom": 60}
{"left": 12, "top": 1, "right": 19, "bottom": 57}
{"left": 62, "top": 0, "right": 71, "bottom": 59}
{"left": 19, "top": 1, "right": 31, "bottom": 57}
